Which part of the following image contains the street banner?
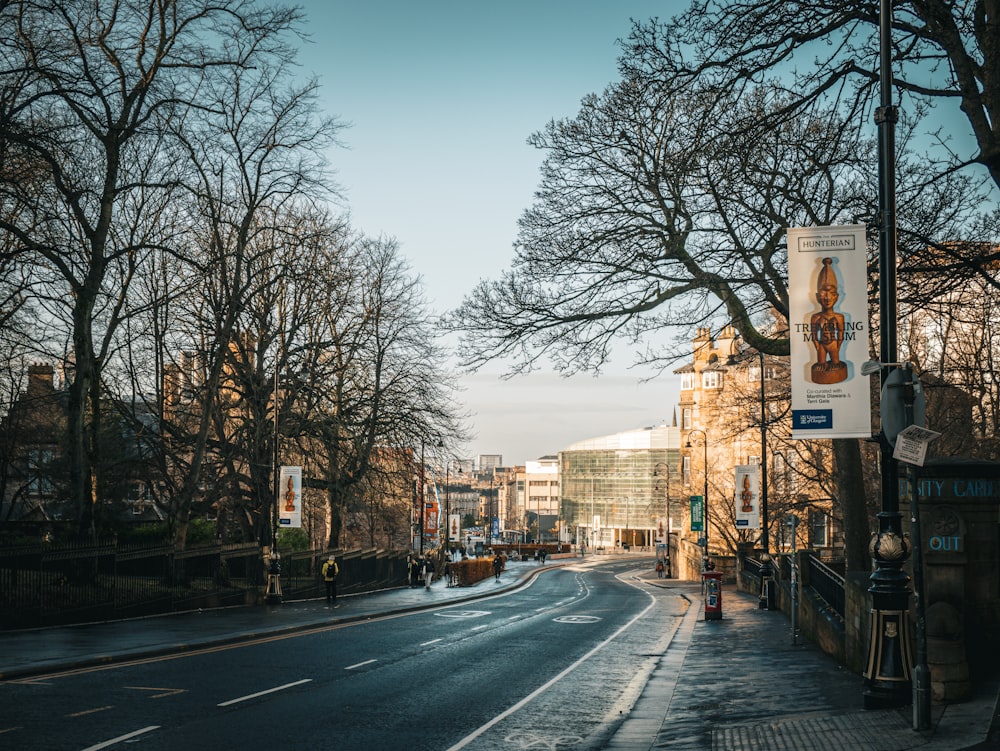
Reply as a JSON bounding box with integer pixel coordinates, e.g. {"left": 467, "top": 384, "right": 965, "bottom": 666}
{"left": 448, "top": 513, "right": 461, "bottom": 542}
{"left": 424, "top": 500, "right": 439, "bottom": 539}
{"left": 690, "top": 495, "right": 704, "bottom": 531}
{"left": 787, "top": 224, "right": 872, "bottom": 439}
{"left": 278, "top": 465, "right": 302, "bottom": 528}
{"left": 734, "top": 465, "right": 761, "bottom": 529}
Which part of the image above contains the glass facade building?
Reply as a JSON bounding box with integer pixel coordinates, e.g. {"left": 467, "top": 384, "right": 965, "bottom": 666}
{"left": 559, "top": 426, "right": 682, "bottom": 551}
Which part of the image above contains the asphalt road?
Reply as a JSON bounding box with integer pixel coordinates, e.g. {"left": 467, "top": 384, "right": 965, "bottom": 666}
{"left": 1, "top": 559, "right": 687, "bottom": 751}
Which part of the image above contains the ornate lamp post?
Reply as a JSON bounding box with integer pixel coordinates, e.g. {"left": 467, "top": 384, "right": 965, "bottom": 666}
{"left": 685, "top": 429, "right": 709, "bottom": 569}
{"left": 864, "top": 0, "right": 914, "bottom": 710}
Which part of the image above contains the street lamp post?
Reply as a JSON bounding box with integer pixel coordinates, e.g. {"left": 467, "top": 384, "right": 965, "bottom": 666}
{"left": 654, "top": 462, "right": 672, "bottom": 578}
{"left": 418, "top": 438, "right": 426, "bottom": 556}
{"left": 758, "top": 350, "right": 773, "bottom": 609}
{"left": 686, "top": 429, "right": 709, "bottom": 569}
{"left": 445, "top": 461, "right": 451, "bottom": 555}
{"left": 863, "top": 0, "right": 914, "bottom": 711}
{"left": 264, "top": 356, "right": 283, "bottom": 606}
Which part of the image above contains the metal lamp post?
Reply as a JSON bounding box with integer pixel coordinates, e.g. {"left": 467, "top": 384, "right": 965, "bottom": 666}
{"left": 418, "top": 438, "right": 425, "bottom": 556}
{"left": 264, "top": 357, "right": 283, "bottom": 605}
{"left": 686, "top": 429, "right": 709, "bottom": 569}
{"left": 863, "top": 0, "right": 914, "bottom": 711}
{"left": 758, "top": 350, "right": 773, "bottom": 609}
{"left": 445, "top": 461, "right": 451, "bottom": 554}
{"left": 654, "top": 462, "right": 672, "bottom": 578}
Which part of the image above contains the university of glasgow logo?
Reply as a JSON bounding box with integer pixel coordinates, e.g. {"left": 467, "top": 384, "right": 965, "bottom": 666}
{"left": 792, "top": 409, "right": 833, "bottom": 430}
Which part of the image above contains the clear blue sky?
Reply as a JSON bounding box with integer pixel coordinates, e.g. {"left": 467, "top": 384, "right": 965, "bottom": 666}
{"left": 292, "top": 1, "right": 688, "bottom": 464}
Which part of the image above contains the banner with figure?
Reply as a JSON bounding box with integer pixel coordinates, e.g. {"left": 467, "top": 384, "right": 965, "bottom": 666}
{"left": 787, "top": 224, "right": 872, "bottom": 439}
{"left": 278, "top": 465, "right": 302, "bottom": 528}
{"left": 734, "top": 465, "right": 760, "bottom": 529}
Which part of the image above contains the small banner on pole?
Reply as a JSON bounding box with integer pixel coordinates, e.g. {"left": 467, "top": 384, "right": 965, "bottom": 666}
{"left": 734, "top": 465, "right": 761, "bottom": 529}
{"left": 278, "top": 465, "right": 302, "bottom": 528}
{"left": 787, "top": 224, "right": 872, "bottom": 439}
{"left": 424, "top": 500, "right": 439, "bottom": 541}
{"left": 690, "top": 495, "right": 704, "bottom": 531}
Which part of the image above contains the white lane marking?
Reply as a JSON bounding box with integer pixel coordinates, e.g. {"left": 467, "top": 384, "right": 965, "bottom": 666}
{"left": 553, "top": 615, "right": 601, "bottom": 623}
{"left": 445, "top": 583, "right": 657, "bottom": 751}
{"left": 124, "top": 685, "right": 186, "bottom": 698}
{"left": 345, "top": 659, "right": 377, "bottom": 670}
{"left": 472, "top": 624, "right": 489, "bottom": 631}
{"left": 217, "top": 678, "right": 312, "bottom": 706}
{"left": 80, "top": 725, "right": 160, "bottom": 750}
{"left": 435, "top": 610, "right": 491, "bottom": 619}
{"left": 421, "top": 638, "right": 443, "bottom": 646}
{"left": 67, "top": 705, "right": 114, "bottom": 717}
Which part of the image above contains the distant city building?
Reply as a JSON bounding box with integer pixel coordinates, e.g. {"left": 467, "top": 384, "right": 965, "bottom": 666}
{"left": 559, "top": 425, "right": 681, "bottom": 552}
{"left": 477, "top": 454, "right": 502, "bottom": 472}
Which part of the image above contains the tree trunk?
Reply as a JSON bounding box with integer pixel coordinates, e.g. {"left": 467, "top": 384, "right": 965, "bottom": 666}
{"left": 833, "top": 438, "right": 871, "bottom": 573}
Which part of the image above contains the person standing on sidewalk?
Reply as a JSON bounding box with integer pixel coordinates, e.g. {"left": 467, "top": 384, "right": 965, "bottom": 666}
{"left": 492, "top": 552, "right": 503, "bottom": 582}
{"left": 322, "top": 556, "right": 338, "bottom": 604}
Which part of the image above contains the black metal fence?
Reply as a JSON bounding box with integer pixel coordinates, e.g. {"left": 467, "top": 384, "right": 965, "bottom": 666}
{"left": 0, "top": 539, "right": 410, "bottom": 630}
{"left": 805, "top": 553, "right": 846, "bottom": 619}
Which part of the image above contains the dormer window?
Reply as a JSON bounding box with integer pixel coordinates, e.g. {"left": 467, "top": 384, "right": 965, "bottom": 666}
{"left": 702, "top": 371, "right": 721, "bottom": 389}
{"left": 680, "top": 372, "right": 695, "bottom": 390}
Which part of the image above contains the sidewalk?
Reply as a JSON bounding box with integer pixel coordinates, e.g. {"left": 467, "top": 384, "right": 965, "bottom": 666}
{"left": 1, "top": 559, "right": 996, "bottom": 751}
{"left": 609, "top": 572, "right": 1000, "bottom": 751}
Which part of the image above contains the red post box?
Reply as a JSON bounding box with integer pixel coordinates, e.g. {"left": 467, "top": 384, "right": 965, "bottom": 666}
{"left": 703, "top": 570, "right": 723, "bottom": 620}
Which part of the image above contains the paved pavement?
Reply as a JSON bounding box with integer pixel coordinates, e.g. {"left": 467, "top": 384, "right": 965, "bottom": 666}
{"left": 1, "top": 557, "right": 997, "bottom": 751}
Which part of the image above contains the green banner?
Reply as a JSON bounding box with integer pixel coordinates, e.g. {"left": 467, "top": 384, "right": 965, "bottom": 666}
{"left": 690, "top": 495, "right": 704, "bottom": 531}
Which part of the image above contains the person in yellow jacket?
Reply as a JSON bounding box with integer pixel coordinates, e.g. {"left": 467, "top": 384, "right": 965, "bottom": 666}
{"left": 322, "top": 556, "right": 338, "bottom": 604}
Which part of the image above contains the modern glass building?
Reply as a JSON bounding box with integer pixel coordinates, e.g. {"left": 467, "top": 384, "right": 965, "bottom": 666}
{"left": 559, "top": 425, "right": 682, "bottom": 551}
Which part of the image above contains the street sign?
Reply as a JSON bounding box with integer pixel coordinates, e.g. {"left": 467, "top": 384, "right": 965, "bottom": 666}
{"left": 893, "top": 425, "right": 941, "bottom": 466}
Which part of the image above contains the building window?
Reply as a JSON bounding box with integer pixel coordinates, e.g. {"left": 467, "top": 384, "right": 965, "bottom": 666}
{"left": 27, "top": 449, "right": 54, "bottom": 494}
{"left": 773, "top": 453, "right": 787, "bottom": 493}
{"left": 810, "top": 509, "right": 829, "bottom": 547}
{"left": 682, "top": 455, "right": 691, "bottom": 486}
{"left": 748, "top": 365, "right": 761, "bottom": 382}
{"left": 747, "top": 455, "right": 760, "bottom": 466}
{"left": 702, "top": 371, "right": 721, "bottom": 389}
{"left": 682, "top": 408, "right": 692, "bottom": 430}
{"left": 681, "top": 372, "right": 695, "bottom": 390}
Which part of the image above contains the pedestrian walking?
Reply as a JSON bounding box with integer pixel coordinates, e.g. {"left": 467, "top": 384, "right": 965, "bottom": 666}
{"left": 492, "top": 553, "right": 503, "bottom": 582}
{"left": 422, "top": 557, "right": 434, "bottom": 590}
{"left": 322, "top": 555, "right": 338, "bottom": 604}
{"left": 655, "top": 559, "right": 665, "bottom": 579}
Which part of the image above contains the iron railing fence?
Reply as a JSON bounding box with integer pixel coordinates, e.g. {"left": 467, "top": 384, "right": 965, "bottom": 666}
{"left": 806, "top": 554, "right": 846, "bottom": 619}
{"left": 0, "top": 540, "right": 409, "bottom": 630}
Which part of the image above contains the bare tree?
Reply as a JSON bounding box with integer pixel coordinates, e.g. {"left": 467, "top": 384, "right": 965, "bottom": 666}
{"left": 446, "top": 52, "right": 988, "bottom": 568}
{"left": 303, "top": 234, "right": 467, "bottom": 550}
{"left": 0, "top": 0, "right": 330, "bottom": 538}
{"left": 622, "top": 2, "right": 1000, "bottom": 192}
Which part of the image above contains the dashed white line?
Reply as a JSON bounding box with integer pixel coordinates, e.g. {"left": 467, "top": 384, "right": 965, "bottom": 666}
{"left": 421, "top": 638, "right": 443, "bottom": 646}
{"left": 346, "top": 659, "right": 378, "bottom": 670}
{"left": 80, "top": 725, "right": 160, "bottom": 750}
{"left": 218, "top": 679, "right": 312, "bottom": 706}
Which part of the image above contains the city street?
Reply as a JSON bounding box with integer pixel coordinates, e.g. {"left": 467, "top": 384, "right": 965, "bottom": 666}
{"left": 0, "top": 559, "right": 682, "bottom": 750}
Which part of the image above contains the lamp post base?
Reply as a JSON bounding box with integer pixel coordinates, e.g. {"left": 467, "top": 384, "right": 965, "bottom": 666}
{"left": 863, "top": 517, "right": 913, "bottom": 709}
